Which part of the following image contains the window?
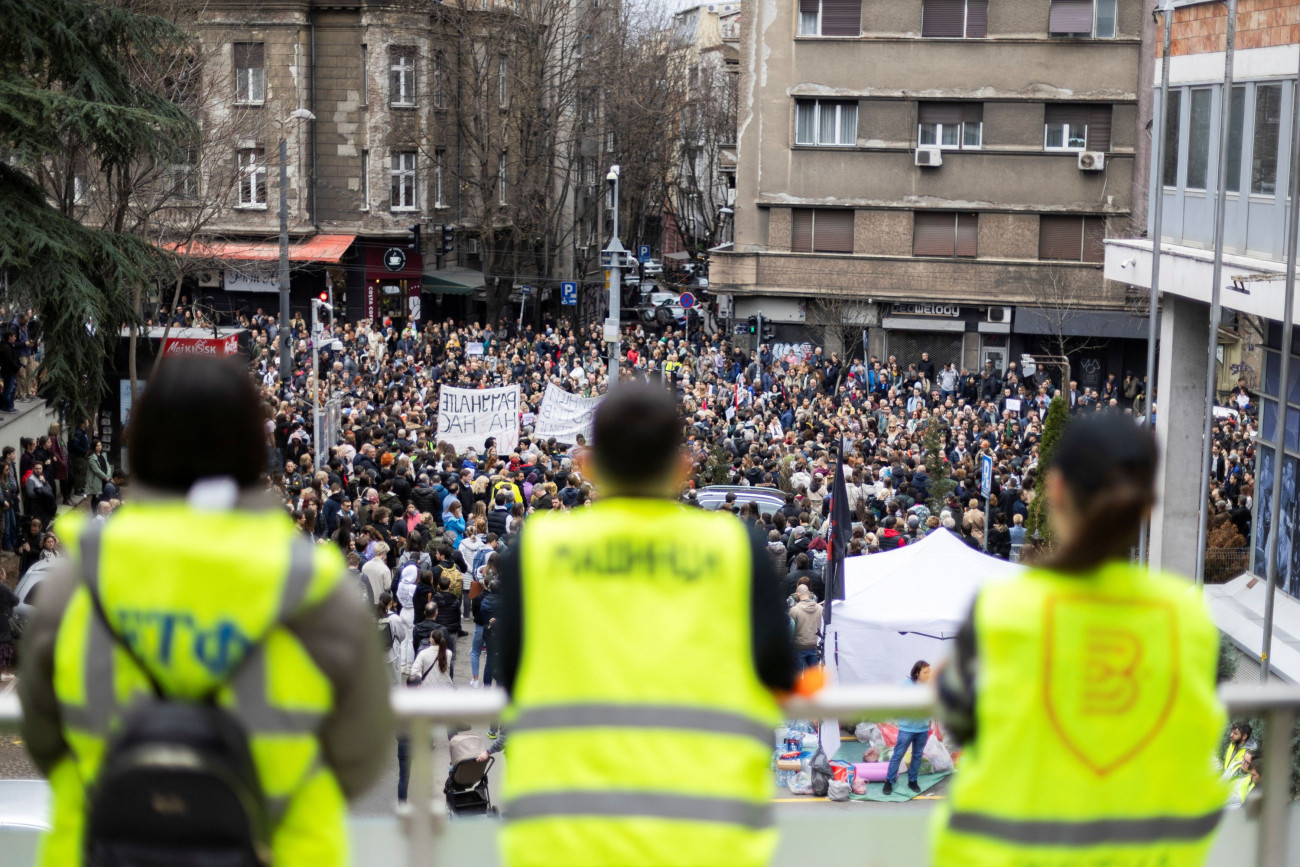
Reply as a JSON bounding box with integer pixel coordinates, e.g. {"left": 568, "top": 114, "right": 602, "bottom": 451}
{"left": 237, "top": 147, "right": 267, "bottom": 207}
{"left": 606, "top": 130, "right": 615, "bottom": 152}
{"left": 360, "top": 44, "right": 368, "bottom": 105}
{"left": 1226, "top": 86, "right": 1245, "bottom": 193}
{"left": 1162, "top": 90, "right": 1181, "bottom": 187}
{"left": 913, "top": 212, "right": 977, "bottom": 257}
{"left": 1253, "top": 83, "right": 1282, "bottom": 195}
{"left": 792, "top": 208, "right": 854, "bottom": 253}
{"left": 434, "top": 149, "right": 445, "bottom": 207}
{"left": 233, "top": 43, "right": 265, "bottom": 104}
{"left": 918, "top": 103, "right": 982, "bottom": 149}
{"left": 360, "top": 148, "right": 370, "bottom": 210}
{"left": 1186, "top": 88, "right": 1212, "bottom": 190}
{"left": 433, "top": 52, "right": 445, "bottom": 109}
{"left": 1039, "top": 215, "right": 1105, "bottom": 262}
{"left": 798, "top": 0, "right": 861, "bottom": 37}
{"left": 921, "top": 0, "right": 988, "bottom": 38}
{"left": 1048, "top": 0, "right": 1115, "bottom": 38}
{"left": 390, "top": 150, "right": 417, "bottom": 210}
{"left": 1044, "top": 104, "right": 1111, "bottom": 151}
{"left": 498, "top": 55, "right": 509, "bottom": 107}
{"left": 171, "top": 146, "right": 198, "bottom": 199}
{"left": 795, "top": 99, "right": 858, "bottom": 147}
{"left": 498, "top": 152, "right": 508, "bottom": 205}
{"left": 390, "top": 47, "right": 416, "bottom": 107}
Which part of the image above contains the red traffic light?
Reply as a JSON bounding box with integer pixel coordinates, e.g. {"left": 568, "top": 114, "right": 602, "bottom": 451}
{"left": 318, "top": 292, "right": 329, "bottom": 303}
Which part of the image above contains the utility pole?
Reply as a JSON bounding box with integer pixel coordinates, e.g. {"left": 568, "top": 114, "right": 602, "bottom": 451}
{"left": 603, "top": 165, "right": 624, "bottom": 389}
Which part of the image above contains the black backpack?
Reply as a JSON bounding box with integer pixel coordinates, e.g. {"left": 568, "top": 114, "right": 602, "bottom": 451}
{"left": 83, "top": 575, "right": 272, "bottom": 866}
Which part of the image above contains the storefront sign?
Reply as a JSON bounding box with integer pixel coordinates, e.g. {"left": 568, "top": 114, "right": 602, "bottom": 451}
{"left": 890, "top": 303, "right": 962, "bottom": 318}
{"left": 162, "top": 335, "right": 242, "bottom": 357}
{"left": 223, "top": 269, "right": 279, "bottom": 294}
{"left": 436, "top": 385, "right": 521, "bottom": 453}
{"left": 383, "top": 247, "right": 407, "bottom": 272}
{"left": 365, "top": 283, "right": 378, "bottom": 322}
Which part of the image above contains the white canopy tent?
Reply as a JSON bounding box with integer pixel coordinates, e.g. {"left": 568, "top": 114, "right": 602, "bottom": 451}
{"left": 826, "top": 529, "right": 1024, "bottom": 687}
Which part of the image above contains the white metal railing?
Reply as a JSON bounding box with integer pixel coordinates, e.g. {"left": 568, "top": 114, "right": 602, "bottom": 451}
{"left": 2, "top": 684, "right": 1298, "bottom": 865}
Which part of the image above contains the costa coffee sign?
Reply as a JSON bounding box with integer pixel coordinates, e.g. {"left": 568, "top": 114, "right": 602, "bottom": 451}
{"left": 162, "top": 335, "right": 241, "bottom": 357}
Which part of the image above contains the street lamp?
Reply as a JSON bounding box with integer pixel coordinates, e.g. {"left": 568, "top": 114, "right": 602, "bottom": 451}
{"left": 602, "top": 165, "right": 623, "bottom": 388}
{"left": 278, "top": 107, "right": 316, "bottom": 382}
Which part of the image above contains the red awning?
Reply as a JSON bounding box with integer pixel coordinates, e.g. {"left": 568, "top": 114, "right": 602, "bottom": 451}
{"left": 166, "top": 234, "right": 356, "bottom": 263}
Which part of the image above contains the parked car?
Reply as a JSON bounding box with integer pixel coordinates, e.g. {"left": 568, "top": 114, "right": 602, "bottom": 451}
{"left": 641, "top": 291, "right": 685, "bottom": 326}
{"left": 682, "top": 485, "right": 787, "bottom": 518}
{"left": 10, "top": 559, "right": 55, "bottom": 635}
{"left": 0, "top": 780, "right": 52, "bottom": 832}
{"left": 642, "top": 258, "right": 663, "bottom": 276}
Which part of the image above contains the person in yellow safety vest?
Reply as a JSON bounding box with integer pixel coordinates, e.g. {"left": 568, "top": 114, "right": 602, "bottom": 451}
{"left": 932, "top": 413, "right": 1227, "bottom": 867}
{"left": 494, "top": 382, "right": 798, "bottom": 867}
{"left": 1226, "top": 755, "right": 1258, "bottom": 809}
{"left": 1220, "top": 720, "right": 1256, "bottom": 779}
{"left": 493, "top": 474, "right": 524, "bottom": 505}
{"left": 18, "top": 358, "right": 392, "bottom": 866}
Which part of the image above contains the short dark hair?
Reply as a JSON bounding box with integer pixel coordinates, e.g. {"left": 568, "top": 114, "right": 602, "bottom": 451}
{"left": 128, "top": 358, "right": 265, "bottom": 491}
{"left": 592, "top": 382, "right": 680, "bottom": 489}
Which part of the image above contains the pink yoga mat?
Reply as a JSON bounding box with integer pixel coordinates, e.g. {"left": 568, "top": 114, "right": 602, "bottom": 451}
{"left": 853, "top": 762, "right": 890, "bottom": 782}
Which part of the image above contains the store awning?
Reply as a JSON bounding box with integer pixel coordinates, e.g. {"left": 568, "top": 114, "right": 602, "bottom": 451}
{"left": 165, "top": 234, "right": 356, "bottom": 263}
{"left": 664, "top": 251, "right": 691, "bottom": 261}
{"left": 422, "top": 266, "right": 485, "bottom": 295}
{"left": 1014, "top": 308, "right": 1150, "bottom": 340}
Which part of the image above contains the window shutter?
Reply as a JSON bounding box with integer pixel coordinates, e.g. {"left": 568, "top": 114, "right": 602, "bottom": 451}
{"left": 1045, "top": 104, "right": 1089, "bottom": 127}
{"left": 233, "top": 43, "right": 250, "bottom": 68}
{"left": 914, "top": 212, "right": 955, "bottom": 256}
{"left": 1039, "top": 215, "right": 1083, "bottom": 260}
{"left": 955, "top": 213, "right": 978, "bottom": 257}
{"left": 966, "top": 0, "right": 988, "bottom": 37}
{"left": 1086, "top": 105, "right": 1112, "bottom": 151}
{"left": 800, "top": 0, "right": 819, "bottom": 13}
{"left": 814, "top": 209, "right": 854, "bottom": 253}
{"left": 1082, "top": 216, "right": 1105, "bottom": 262}
{"left": 1049, "top": 0, "right": 1094, "bottom": 35}
{"left": 962, "top": 103, "right": 984, "bottom": 124}
{"left": 919, "top": 102, "right": 963, "bottom": 125}
{"left": 922, "top": 0, "right": 965, "bottom": 37}
{"left": 234, "top": 43, "right": 262, "bottom": 69}
{"left": 792, "top": 209, "right": 814, "bottom": 252}
{"left": 820, "top": 0, "right": 861, "bottom": 36}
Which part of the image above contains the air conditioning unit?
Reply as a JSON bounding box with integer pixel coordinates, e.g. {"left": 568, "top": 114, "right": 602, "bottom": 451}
{"left": 467, "top": 238, "right": 480, "bottom": 255}
{"left": 197, "top": 270, "right": 220, "bottom": 288}
{"left": 915, "top": 147, "right": 942, "bottom": 168}
{"left": 1078, "top": 151, "right": 1106, "bottom": 171}
{"left": 986, "top": 305, "right": 1012, "bottom": 323}
{"left": 726, "top": 187, "right": 736, "bottom": 205}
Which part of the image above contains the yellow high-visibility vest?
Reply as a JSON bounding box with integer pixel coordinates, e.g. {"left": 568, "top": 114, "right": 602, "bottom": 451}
{"left": 932, "top": 562, "right": 1227, "bottom": 867}
{"left": 502, "top": 498, "right": 781, "bottom": 867}
{"left": 47, "top": 507, "right": 347, "bottom": 866}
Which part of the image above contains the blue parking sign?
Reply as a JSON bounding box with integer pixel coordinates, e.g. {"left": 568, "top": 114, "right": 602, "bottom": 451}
{"left": 638, "top": 245, "right": 651, "bottom": 262}
{"left": 561, "top": 281, "right": 578, "bottom": 306}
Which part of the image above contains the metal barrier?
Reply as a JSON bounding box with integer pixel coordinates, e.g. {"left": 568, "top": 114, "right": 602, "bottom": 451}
{"left": 2, "top": 684, "right": 1298, "bottom": 866}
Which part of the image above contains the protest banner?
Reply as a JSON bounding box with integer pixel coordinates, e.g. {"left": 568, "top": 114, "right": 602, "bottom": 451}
{"left": 436, "top": 384, "right": 520, "bottom": 453}
{"left": 533, "top": 382, "right": 603, "bottom": 445}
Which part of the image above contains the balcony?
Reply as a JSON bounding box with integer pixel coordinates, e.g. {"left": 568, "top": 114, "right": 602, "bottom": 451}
{"left": 1, "top": 684, "right": 1297, "bottom": 866}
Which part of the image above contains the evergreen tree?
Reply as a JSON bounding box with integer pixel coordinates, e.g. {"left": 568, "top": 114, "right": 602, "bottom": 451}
{"left": 922, "top": 414, "right": 955, "bottom": 512}
{"left": 0, "top": 0, "right": 195, "bottom": 422}
{"left": 1028, "top": 396, "right": 1069, "bottom": 544}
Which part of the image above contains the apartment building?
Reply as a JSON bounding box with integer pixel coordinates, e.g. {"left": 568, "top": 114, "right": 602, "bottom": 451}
{"left": 713, "top": 0, "right": 1150, "bottom": 387}
{"left": 167, "top": 0, "right": 604, "bottom": 327}
{"left": 1101, "top": 0, "right": 1300, "bottom": 663}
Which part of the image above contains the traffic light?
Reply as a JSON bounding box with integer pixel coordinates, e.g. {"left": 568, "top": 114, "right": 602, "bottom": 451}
{"left": 407, "top": 223, "right": 421, "bottom": 252}
{"left": 315, "top": 293, "right": 332, "bottom": 329}
{"left": 747, "top": 315, "right": 758, "bottom": 335}
{"left": 761, "top": 319, "right": 775, "bottom": 341}
{"left": 441, "top": 224, "right": 455, "bottom": 255}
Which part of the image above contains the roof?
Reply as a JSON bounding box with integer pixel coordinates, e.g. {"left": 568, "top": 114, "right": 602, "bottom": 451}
{"left": 165, "top": 234, "right": 356, "bottom": 264}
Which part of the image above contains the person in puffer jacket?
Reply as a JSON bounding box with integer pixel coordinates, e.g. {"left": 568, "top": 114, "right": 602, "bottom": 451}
{"left": 765, "top": 530, "right": 787, "bottom": 576}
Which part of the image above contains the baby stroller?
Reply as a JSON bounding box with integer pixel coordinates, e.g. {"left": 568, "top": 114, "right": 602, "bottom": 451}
{"left": 444, "top": 731, "right": 497, "bottom": 816}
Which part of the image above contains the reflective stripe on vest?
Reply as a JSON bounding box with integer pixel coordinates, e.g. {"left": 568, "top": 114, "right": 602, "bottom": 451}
{"left": 62, "top": 521, "right": 324, "bottom": 823}
{"left": 947, "top": 810, "right": 1222, "bottom": 846}
{"left": 510, "top": 703, "right": 773, "bottom": 748}
{"left": 507, "top": 791, "right": 773, "bottom": 829}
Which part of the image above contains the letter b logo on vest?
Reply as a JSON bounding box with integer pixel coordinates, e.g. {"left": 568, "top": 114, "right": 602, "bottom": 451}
{"left": 1043, "top": 596, "right": 1179, "bottom": 777}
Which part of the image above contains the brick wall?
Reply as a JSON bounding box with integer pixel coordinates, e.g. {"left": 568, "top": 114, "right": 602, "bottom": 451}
{"left": 1162, "top": 0, "right": 1300, "bottom": 57}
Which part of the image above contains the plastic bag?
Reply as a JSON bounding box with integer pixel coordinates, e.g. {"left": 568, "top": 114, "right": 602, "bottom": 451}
{"left": 809, "top": 745, "right": 832, "bottom": 797}
{"left": 787, "top": 771, "right": 813, "bottom": 795}
{"left": 851, "top": 777, "right": 868, "bottom": 796}
{"left": 924, "top": 735, "right": 954, "bottom": 773}
{"left": 879, "top": 723, "right": 899, "bottom": 747}
{"left": 827, "top": 779, "right": 852, "bottom": 801}
{"left": 862, "top": 746, "right": 880, "bottom": 763}
{"left": 855, "top": 722, "right": 885, "bottom": 747}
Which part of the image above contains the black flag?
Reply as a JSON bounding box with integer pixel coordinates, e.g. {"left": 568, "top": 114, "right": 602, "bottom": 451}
{"left": 822, "top": 438, "right": 850, "bottom": 625}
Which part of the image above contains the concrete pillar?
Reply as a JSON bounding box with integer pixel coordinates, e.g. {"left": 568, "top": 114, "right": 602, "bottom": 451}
{"left": 1150, "top": 294, "right": 1210, "bottom": 578}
